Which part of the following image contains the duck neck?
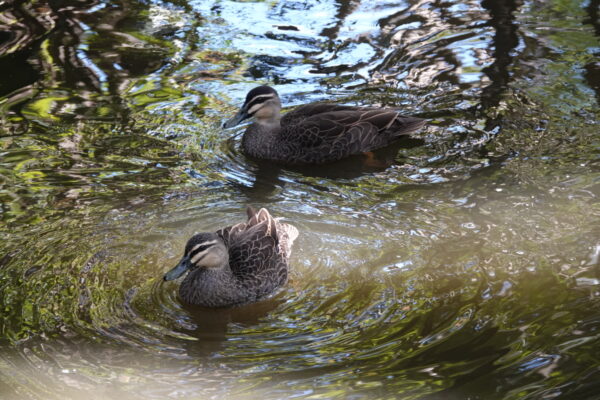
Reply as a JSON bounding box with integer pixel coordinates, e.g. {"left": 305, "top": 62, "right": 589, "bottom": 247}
{"left": 256, "top": 114, "right": 281, "bottom": 127}
{"left": 242, "top": 119, "right": 281, "bottom": 160}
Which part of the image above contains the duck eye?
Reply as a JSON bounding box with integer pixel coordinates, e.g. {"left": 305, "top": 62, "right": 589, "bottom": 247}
{"left": 188, "top": 242, "right": 213, "bottom": 258}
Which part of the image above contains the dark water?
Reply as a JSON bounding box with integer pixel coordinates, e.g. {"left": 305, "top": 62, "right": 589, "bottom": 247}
{"left": 1, "top": 0, "right": 599, "bottom": 398}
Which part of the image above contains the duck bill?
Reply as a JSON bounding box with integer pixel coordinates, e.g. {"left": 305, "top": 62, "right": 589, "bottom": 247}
{"left": 223, "top": 108, "right": 249, "bottom": 128}
{"left": 164, "top": 255, "right": 191, "bottom": 281}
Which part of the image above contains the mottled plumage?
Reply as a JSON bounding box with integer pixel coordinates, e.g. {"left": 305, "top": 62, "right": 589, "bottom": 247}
{"left": 223, "top": 85, "right": 426, "bottom": 164}
{"left": 164, "top": 207, "right": 298, "bottom": 308}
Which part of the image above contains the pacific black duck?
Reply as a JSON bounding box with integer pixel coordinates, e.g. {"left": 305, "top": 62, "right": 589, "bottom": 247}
{"left": 164, "top": 207, "right": 298, "bottom": 308}
{"left": 223, "top": 85, "right": 426, "bottom": 164}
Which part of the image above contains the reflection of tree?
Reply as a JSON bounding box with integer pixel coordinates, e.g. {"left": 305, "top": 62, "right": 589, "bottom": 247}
{"left": 584, "top": 62, "right": 600, "bottom": 104}
{"left": 0, "top": 0, "right": 50, "bottom": 129}
{"left": 371, "top": 0, "right": 522, "bottom": 119}
{"left": 373, "top": 0, "right": 487, "bottom": 89}
{"left": 0, "top": 1, "right": 44, "bottom": 98}
{"left": 0, "top": 0, "right": 199, "bottom": 223}
{"left": 584, "top": 0, "right": 600, "bottom": 103}
{"left": 585, "top": 0, "right": 600, "bottom": 36}
{"left": 38, "top": 0, "right": 173, "bottom": 121}
{"left": 479, "top": 0, "right": 520, "bottom": 118}
{"left": 319, "top": 0, "right": 361, "bottom": 39}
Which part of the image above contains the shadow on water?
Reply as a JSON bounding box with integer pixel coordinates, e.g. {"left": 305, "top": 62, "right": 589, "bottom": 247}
{"left": 179, "top": 298, "right": 285, "bottom": 358}
{"left": 235, "top": 136, "right": 426, "bottom": 200}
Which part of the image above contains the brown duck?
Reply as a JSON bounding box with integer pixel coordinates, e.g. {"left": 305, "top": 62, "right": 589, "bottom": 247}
{"left": 223, "top": 85, "right": 426, "bottom": 164}
{"left": 164, "top": 207, "right": 298, "bottom": 308}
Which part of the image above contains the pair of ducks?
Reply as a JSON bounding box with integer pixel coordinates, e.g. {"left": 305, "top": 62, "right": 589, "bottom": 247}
{"left": 164, "top": 86, "right": 425, "bottom": 307}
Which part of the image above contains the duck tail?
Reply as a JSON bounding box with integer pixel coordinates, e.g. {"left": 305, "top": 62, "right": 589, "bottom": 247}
{"left": 246, "top": 206, "right": 257, "bottom": 220}
{"left": 282, "top": 223, "right": 299, "bottom": 246}
{"left": 390, "top": 115, "right": 426, "bottom": 137}
{"left": 256, "top": 208, "right": 278, "bottom": 238}
{"left": 246, "top": 207, "right": 279, "bottom": 238}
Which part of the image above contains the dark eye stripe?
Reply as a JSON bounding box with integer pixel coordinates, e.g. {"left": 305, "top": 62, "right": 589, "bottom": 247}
{"left": 245, "top": 95, "right": 273, "bottom": 111}
{"left": 189, "top": 243, "right": 213, "bottom": 258}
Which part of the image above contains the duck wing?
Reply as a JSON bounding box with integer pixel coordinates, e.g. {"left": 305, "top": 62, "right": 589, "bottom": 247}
{"left": 281, "top": 103, "right": 361, "bottom": 126}
{"left": 281, "top": 109, "right": 424, "bottom": 163}
{"left": 218, "top": 208, "right": 292, "bottom": 285}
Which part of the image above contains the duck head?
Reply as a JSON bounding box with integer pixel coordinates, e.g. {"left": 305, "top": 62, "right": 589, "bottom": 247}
{"left": 223, "top": 85, "right": 282, "bottom": 128}
{"left": 164, "top": 232, "right": 229, "bottom": 281}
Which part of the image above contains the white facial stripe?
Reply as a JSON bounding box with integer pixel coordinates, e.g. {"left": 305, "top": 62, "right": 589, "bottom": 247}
{"left": 246, "top": 94, "right": 275, "bottom": 113}
{"left": 191, "top": 248, "right": 210, "bottom": 264}
{"left": 190, "top": 240, "right": 217, "bottom": 253}
{"left": 249, "top": 94, "right": 275, "bottom": 102}
{"left": 248, "top": 103, "right": 265, "bottom": 115}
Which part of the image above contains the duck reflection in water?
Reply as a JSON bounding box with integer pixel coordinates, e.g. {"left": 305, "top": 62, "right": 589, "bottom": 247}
{"left": 179, "top": 297, "right": 285, "bottom": 357}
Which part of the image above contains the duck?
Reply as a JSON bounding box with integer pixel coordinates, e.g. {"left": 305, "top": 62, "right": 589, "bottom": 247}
{"left": 223, "top": 85, "right": 426, "bottom": 164}
{"left": 163, "top": 207, "right": 298, "bottom": 308}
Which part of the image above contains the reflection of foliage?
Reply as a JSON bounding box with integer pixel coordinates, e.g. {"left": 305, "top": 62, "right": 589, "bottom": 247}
{"left": 0, "top": 0, "right": 248, "bottom": 126}
{"left": 482, "top": 0, "right": 600, "bottom": 163}
{"left": 0, "top": 0, "right": 599, "bottom": 398}
{"left": 0, "top": 0, "right": 248, "bottom": 226}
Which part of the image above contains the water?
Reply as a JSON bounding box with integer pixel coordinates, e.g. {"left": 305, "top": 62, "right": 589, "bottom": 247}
{"left": 1, "top": 0, "right": 599, "bottom": 398}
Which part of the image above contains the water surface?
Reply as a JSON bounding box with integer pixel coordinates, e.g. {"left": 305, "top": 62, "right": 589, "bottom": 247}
{"left": 1, "top": 0, "right": 599, "bottom": 399}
